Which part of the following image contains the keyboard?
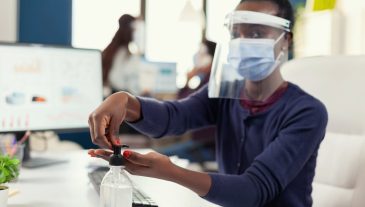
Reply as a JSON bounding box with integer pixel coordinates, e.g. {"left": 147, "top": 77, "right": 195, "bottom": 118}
{"left": 88, "top": 167, "right": 158, "bottom": 207}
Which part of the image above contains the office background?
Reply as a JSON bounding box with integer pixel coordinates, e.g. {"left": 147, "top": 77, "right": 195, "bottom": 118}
{"left": 2, "top": 0, "right": 365, "bottom": 73}
{"left": 1, "top": 1, "right": 365, "bottom": 207}
{"left": 1, "top": 0, "right": 365, "bottom": 148}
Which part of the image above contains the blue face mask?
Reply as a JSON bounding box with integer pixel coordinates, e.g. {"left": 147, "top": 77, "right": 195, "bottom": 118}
{"left": 227, "top": 33, "right": 285, "bottom": 81}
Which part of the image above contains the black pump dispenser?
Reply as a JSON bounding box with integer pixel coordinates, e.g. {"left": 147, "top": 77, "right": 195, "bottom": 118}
{"left": 109, "top": 145, "right": 124, "bottom": 166}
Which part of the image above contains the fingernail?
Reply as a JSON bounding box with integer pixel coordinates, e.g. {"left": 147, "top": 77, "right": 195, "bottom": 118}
{"left": 123, "top": 150, "right": 132, "bottom": 159}
{"left": 115, "top": 139, "right": 121, "bottom": 145}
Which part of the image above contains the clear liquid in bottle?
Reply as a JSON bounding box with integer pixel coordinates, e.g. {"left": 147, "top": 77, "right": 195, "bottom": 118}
{"left": 99, "top": 166, "right": 132, "bottom": 207}
{"left": 99, "top": 145, "right": 132, "bottom": 207}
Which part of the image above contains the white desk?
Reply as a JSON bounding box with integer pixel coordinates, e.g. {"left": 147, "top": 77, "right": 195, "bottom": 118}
{"left": 7, "top": 150, "right": 219, "bottom": 207}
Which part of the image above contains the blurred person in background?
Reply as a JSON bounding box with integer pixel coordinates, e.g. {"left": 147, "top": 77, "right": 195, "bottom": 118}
{"left": 102, "top": 14, "right": 146, "bottom": 135}
{"left": 102, "top": 14, "right": 145, "bottom": 96}
{"left": 161, "top": 40, "right": 217, "bottom": 166}
{"left": 179, "top": 39, "right": 216, "bottom": 97}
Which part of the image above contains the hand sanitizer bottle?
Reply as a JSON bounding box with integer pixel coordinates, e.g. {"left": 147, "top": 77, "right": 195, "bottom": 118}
{"left": 99, "top": 145, "right": 132, "bottom": 207}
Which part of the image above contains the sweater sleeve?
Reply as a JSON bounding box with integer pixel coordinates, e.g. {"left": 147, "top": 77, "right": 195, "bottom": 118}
{"left": 127, "top": 86, "right": 218, "bottom": 138}
{"left": 203, "top": 98, "right": 328, "bottom": 207}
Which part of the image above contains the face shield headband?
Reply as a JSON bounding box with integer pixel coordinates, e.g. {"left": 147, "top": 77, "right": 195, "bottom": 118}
{"left": 225, "top": 10, "right": 291, "bottom": 32}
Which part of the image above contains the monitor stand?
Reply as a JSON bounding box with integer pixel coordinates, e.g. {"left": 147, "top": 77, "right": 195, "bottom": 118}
{"left": 14, "top": 132, "right": 68, "bottom": 168}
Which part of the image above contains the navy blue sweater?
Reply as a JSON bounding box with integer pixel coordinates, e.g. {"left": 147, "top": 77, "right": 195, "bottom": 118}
{"left": 129, "top": 82, "right": 328, "bottom": 207}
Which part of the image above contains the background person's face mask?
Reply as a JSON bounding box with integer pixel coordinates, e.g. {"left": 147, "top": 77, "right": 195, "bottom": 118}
{"left": 227, "top": 33, "right": 285, "bottom": 81}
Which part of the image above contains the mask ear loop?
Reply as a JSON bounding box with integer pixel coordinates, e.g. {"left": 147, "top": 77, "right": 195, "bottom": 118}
{"left": 275, "top": 51, "right": 285, "bottom": 62}
{"left": 275, "top": 46, "right": 288, "bottom": 70}
{"left": 272, "top": 32, "right": 288, "bottom": 72}
{"left": 274, "top": 32, "right": 287, "bottom": 62}
{"left": 274, "top": 32, "right": 286, "bottom": 45}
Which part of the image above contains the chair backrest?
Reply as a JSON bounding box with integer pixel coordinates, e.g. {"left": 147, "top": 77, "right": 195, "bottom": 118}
{"left": 311, "top": 132, "right": 365, "bottom": 207}
{"left": 281, "top": 55, "right": 365, "bottom": 135}
{"left": 281, "top": 56, "right": 365, "bottom": 207}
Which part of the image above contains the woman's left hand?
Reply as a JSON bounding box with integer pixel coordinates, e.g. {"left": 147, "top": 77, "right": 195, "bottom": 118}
{"left": 88, "top": 149, "right": 176, "bottom": 180}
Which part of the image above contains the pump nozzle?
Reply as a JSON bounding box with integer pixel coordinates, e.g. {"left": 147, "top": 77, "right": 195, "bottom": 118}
{"left": 109, "top": 144, "right": 129, "bottom": 166}
{"left": 109, "top": 145, "right": 123, "bottom": 166}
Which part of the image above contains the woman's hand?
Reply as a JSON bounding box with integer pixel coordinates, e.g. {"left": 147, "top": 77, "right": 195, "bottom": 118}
{"left": 88, "top": 149, "right": 113, "bottom": 161}
{"left": 88, "top": 149, "right": 212, "bottom": 196}
{"left": 123, "top": 150, "right": 175, "bottom": 180}
{"left": 88, "top": 92, "right": 141, "bottom": 149}
{"left": 88, "top": 149, "right": 175, "bottom": 180}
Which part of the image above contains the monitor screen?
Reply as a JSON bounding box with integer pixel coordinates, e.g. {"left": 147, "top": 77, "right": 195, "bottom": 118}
{"left": 0, "top": 43, "right": 103, "bottom": 132}
{"left": 139, "top": 61, "right": 177, "bottom": 94}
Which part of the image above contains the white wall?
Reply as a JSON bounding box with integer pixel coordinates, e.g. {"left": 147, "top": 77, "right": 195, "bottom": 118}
{"left": 296, "top": 0, "right": 365, "bottom": 57}
{"left": 206, "top": 0, "right": 240, "bottom": 43}
{"left": 336, "top": 0, "right": 365, "bottom": 55}
{"left": 72, "top": 0, "right": 140, "bottom": 50}
{"left": 0, "top": 0, "right": 18, "bottom": 42}
{"left": 294, "top": 10, "right": 344, "bottom": 57}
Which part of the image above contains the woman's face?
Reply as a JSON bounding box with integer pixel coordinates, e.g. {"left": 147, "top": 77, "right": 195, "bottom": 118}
{"left": 235, "top": 1, "right": 291, "bottom": 54}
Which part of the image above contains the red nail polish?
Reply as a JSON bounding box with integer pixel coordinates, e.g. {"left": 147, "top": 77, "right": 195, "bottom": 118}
{"left": 123, "top": 150, "right": 132, "bottom": 159}
{"left": 115, "top": 139, "right": 121, "bottom": 145}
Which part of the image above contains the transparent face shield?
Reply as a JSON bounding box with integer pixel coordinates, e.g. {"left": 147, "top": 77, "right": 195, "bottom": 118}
{"left": 208, "top": 11, "right": 291, "bottom": 100}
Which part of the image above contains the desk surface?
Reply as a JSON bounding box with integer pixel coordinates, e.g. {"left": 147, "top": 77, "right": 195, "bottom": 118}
{"left": 8, "top": 150, "right": 219, "bottom": 207}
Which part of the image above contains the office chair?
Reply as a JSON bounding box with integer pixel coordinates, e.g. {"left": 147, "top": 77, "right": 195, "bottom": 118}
{"left": 282, "top": 55, "right": 365, "bottom": 207}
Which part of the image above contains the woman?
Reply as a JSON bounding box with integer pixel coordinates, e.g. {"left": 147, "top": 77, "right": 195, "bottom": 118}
{"left": 88, "top": 0, "right": 327, "bottom": 206}
{"left": 165, "top": 39, "right": 217, "bottom": 163}
{"left": 102, "top": 14, "right": 143, "bottom": 95}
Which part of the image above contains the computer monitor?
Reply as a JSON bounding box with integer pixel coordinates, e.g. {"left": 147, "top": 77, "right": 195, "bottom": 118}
{"left": 139, "top": 61, "right": 177, "bottom": 94}
{"left": 0, "top": 43, "right": 103, "bottom": 133}
{"left": 0, "top": 43, "right": 103, "bottom": 168}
